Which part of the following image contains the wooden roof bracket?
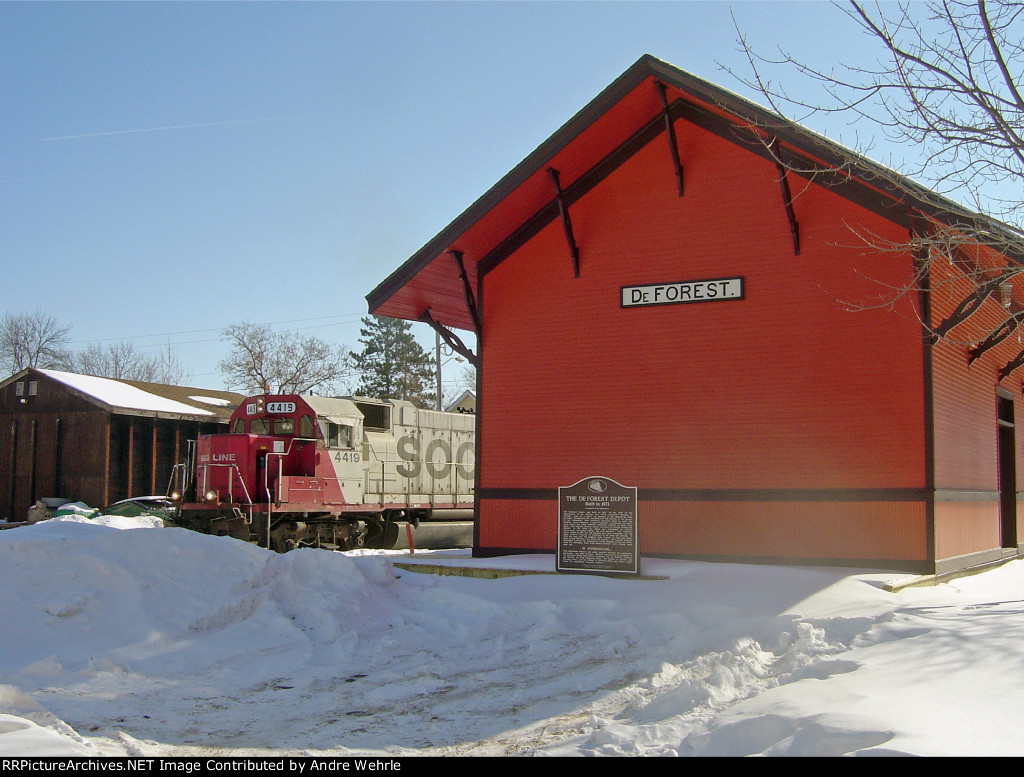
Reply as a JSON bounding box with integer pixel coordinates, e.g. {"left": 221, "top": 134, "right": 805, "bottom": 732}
{"left": 911, "top": 221, "right": 933, "bottom": 341}
{"left": 968, "top": 310, "right": 1024, "bottom": 365}
{"left": 418, "top": 308, "right": 479, "bottom": 368}
{"left": 547, "top": 167, "right": 581, "bottom": 277}
{"left": 999, "top": 348, "right": 1024, "bottom": 381}
{"left": 448, "top": 249, "right": 481, "bottom": 335}
{"left": 770, "top": 138, "right": 800, "bottom": 255}
{"left": 655, "top": 81, "right": 684, "bottom": 197}
{"left": 933, "top": 269, "right": 1019, "bottom": 342}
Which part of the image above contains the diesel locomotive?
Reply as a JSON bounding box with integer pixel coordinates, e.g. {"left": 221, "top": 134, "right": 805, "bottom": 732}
{"left": 168, "top": 393, "right": 475, "bottom": 552}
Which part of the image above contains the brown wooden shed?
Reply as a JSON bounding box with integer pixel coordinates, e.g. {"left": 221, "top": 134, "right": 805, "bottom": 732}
{"left": 368, "top": 55, "right": 1024, "bottom": 576}
{"left": 0, "top": 368, "right": 243, "bottom": 522}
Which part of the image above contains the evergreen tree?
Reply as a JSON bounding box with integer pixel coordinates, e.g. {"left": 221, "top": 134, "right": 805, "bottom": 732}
{"left": 351, "top": 316, "right": 435, "bottom": 406}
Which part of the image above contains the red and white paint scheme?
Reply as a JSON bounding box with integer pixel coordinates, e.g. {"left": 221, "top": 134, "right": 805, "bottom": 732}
{"left": 170, "top": 394, "right": 474, "bottom": 552}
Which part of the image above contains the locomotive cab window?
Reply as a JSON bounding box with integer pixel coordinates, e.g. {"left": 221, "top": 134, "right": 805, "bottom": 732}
{"left": 328, "top": 422, "right": 353, "bottom": 449}
{"left": 273, "top": 417, "right": 295, "bottom": 435}
{"left": 250, "top": 418, "right": 270, "bottom": 435}
{"left": 231, "top": 418, "right": 245, "bottom": 434}
{"left": 299, "top": 415, "right": 314, "bottom": 439}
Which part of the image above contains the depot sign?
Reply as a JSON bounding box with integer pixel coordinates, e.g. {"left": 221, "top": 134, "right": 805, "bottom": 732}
{"left": 621, "top": 276, "right": 744, "bottom": 308}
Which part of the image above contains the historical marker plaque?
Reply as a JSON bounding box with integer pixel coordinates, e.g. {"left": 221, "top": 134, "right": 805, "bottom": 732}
{"left": 557, "top": 476, "right": 639, "bottom": 575}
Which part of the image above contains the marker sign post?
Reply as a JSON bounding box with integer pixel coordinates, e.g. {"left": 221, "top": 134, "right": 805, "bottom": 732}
{"left": 557, "top": 476, "right": 639, "bottom": 575}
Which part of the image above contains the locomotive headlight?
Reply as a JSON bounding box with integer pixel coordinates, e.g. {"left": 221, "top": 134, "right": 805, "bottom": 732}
{"left": 170, "top": 491, "right": 181, "bottom": 501}
{"left": 205, "top": 490, "right": 218, "bottom": 502}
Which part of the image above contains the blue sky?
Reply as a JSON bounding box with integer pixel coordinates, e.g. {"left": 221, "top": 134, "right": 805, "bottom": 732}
{"left": 1, "top": 1, "right": 893, "bottom": 390}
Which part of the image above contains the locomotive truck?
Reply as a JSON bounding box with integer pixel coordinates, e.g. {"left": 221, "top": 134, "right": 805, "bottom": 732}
{"left": 168, "top": 393, "right": 475, "bottom": 552}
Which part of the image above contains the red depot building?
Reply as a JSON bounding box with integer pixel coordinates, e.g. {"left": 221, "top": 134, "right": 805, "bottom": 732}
{"left": 368, "top": 55, "right": 1024, "bottom": 576}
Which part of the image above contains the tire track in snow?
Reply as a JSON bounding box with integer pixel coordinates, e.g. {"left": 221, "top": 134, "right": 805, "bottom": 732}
{"left": 424, "top": 614, "right": 888, "bottom": 756}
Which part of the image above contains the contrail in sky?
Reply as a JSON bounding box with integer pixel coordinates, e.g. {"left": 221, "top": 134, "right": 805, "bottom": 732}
{"left": 42, "top": 113, "right": 337, "bottom": 141}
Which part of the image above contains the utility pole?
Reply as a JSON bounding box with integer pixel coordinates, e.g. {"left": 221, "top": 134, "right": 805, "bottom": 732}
{"left": 435, "top": 331, "right": 443, "bottom": 411}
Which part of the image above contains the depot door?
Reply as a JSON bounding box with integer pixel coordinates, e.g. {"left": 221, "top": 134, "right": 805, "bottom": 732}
{"left": 998, "top": 392, "right": 1018, "bottom": 549}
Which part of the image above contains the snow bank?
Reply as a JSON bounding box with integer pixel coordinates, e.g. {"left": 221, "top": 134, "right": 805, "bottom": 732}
{"left": 2, "top": 518, "right": 1024, "bottom": 756}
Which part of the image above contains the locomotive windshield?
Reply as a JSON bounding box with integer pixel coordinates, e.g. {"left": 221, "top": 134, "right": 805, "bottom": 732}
{"left": 227, "top": 403, "right": 317, "bottom": 440}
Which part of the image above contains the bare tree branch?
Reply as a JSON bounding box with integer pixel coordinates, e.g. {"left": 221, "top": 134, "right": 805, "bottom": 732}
{"left": 71, "top": 340, "right": 191, "bottom": 384}
{"left": 729, "top": 0, "right": 1024, "bottom": 225}
{"left": 218, "top": 321, "right": 351, "bottom": 395}
{"left": 0, "top": 311, "right": 72, "bottom": 375}
{"left": 727, "top": 0, "right": 1024, "bottom": 352}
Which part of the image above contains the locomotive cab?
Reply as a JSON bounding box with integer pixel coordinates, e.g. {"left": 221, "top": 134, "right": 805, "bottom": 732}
{"left": 197, "top": 398, "right": 317, "bottom": 503}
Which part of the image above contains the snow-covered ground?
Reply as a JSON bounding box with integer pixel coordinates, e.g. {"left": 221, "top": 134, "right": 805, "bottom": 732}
{"left": 2, "top": 514, "right": 1023, "bottom": 757}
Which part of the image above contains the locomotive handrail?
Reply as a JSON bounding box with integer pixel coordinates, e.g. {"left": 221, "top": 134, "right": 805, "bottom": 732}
{"left": 167, "top": 440, "right": 198, "bottom": 501}
{"left": 353, "top": 435, "right": 470, "bottom": 506}
{"left": 195, "top": 462, "right": 255, "bottom": 508}
{"left": 356, "top": 441, "right": 387, "bottom": 502}
{"left": 264, "top": 455, "right": 276, "bottom": 549}
{"left": 263, "top": 437, "right": 305, "bottom": 493}
{"left": 261, "top": 437, "right": 315, "bottom": 549}
{"left": 263, "top": 436, "right": 309, "bottom": 504}
{"left": 167, "top": 462, "right": 186, "bottom": 498}
{"left": 355, "top": 444, "right": 475, "bottom": 507}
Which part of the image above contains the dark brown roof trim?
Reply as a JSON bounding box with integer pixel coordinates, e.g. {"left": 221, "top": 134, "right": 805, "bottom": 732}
{"left": 478, "top": 105, "right": 668, "bottom": 277}
{"left": 476, "top": 96, "right": 924, "bottom": 280}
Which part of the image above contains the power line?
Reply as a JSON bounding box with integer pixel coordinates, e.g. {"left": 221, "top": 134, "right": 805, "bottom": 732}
{"left": 69, "top": 313, "right": 367, "bottom": 346}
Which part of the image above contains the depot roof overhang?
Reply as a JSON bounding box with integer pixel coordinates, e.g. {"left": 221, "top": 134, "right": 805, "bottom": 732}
{"left": 366, "top": 55, "right": 1022, "bottom": 333}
